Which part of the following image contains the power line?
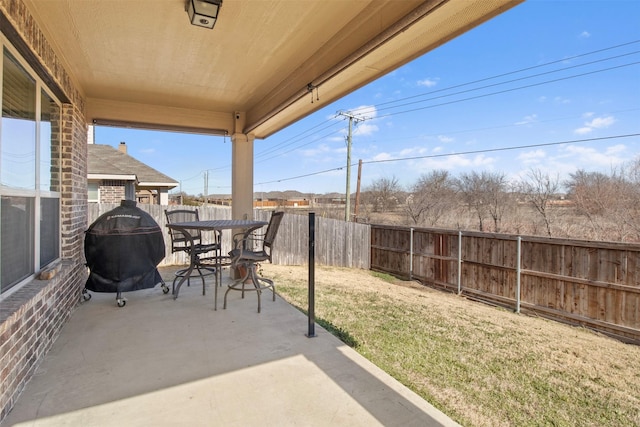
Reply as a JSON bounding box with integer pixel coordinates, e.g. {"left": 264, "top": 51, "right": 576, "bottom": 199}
{"left": 179, "top": 40, "right": 640, "bottom": 186}
{"left": 336, "top": 110, "right": 367, "bottom": 221}
{"left": 362, "top": 52, "right": 640, "bottom": 116}
{"left": 252, "top": 60, "right": 639, "bottom": 185}
{"left": 255, "top": 134, "right": 640, "bottom": 186}
{"left": 255, "top": 41, "right": 640, "bottom": 162}
{"left": 373, "top": 40, "right": 640, "bottom": 109}
{"left": 364, "top": 134, "right": 640, "bottom": 165}
{"left": 254, "top": 119, "right": 342, "bottom": 160}
{"left": 370, "top": 61, "right": 640, "bottom": 120}
{"left": 254, "top": 125, "right": 345, "bottom": 164}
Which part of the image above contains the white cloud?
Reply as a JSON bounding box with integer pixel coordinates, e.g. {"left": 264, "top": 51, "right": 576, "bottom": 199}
{"left": 515, "top": 114, "right": 538, "bottom": 125}
{"left": 470, "top": 154, "right": 495, "bottom": 167}
{"left": 579, "top": 31, "right": 591, "bottom": 38}
{"left": 328, "top": 105, "right": 380, "bottom": 138}
{"left": 353, "top": 122, "right": 378, "bottom": 136}
{"left": 413, "top": 153, "right": 496, "bottom": 171}
{"left": 587, "top": 115, "right": 616, "bottom": 129}
{"left": 574, "top": 126, "right": 593, "bottom": 135}
{"left": 417, "top": 77, "right": 438, "bottom": 87}
{"left": 559, "top": 144, "right": 626, "bottom": 168}
{"left": 606, "top": 144, "right": 626, "bottom": 155}
{"left": 437, "top": 135, "right": 454, "bottom": 143}
{"left": 372, "top": 152, "right": 393, "bottom": 161}
{"left": 300, "top": 144, "right": 332, "bottom": 157}
{"left": 517, "top": 149, "right": 546, "bottom": 164}
{"left": 554, "top": 96, "right": 570, "bottom": 104}
{"left": 573, "top": 114, "right": 615, "bottom": 134}
{"left": 326, "top": 135, "right": 345, "bottom": 143}
{"left": 398, "top": 146, "right": 428, "bottom": 157}
{"left": 350, "top": 105, "right": 377, "bottom": 119}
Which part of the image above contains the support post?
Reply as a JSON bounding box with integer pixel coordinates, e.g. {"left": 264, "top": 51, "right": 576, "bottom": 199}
{"left": 307, "top": 212, "right": 317, "bottom": 337}
{"left": 345, "top": 118, "right": 352, "bottom": 222}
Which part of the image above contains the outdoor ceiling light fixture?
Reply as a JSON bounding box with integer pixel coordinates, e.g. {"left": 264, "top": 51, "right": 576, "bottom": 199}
{"left": 187, "top": 0, "right": 223, "bottom": 29}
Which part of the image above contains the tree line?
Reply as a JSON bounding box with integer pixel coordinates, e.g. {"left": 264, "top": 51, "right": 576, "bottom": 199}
{"left": 360, "top": 157, "right": 640, "bottom": 243}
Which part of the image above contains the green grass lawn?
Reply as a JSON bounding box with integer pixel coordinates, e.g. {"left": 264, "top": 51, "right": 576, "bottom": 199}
{"left": 264, "top": 264, "right": 640, "bottom": 427}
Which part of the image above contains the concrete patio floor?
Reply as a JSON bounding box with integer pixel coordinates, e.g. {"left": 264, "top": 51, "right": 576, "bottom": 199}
{"left": 2, "top": 266, "right": 459, "bottom": 427}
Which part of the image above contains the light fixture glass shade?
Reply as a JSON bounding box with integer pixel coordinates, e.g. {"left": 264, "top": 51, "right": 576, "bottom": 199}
{"left": 187, "top": 0, "right": 222, "bottom": 29}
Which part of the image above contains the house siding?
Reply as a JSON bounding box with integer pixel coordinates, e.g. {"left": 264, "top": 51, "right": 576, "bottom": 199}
{"left": 0, "top": 2, "right": 87, "bottom": 422}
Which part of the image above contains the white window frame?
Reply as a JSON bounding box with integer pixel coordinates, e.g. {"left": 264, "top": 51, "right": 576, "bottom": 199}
{"left": 0, "top": 37, "right": 62, "bottom": 296}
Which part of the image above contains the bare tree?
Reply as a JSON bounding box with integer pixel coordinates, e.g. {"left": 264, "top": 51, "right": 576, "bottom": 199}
{"left": 456, "top": 171, "right": 508, "bottom": 232}
{"left": 620, "top": 157, "right": 640, "bottom": 241}
{"left": 609, "top": 158, "right": 640, "bottom": 241}
{"left": 405, "top": 170, "right": 457, "bottom": 226}
{"left": 363, "top": 176, "right": 402, "bottom": 213}
{"left": 518, "top": 169, "right": 560, "bottom": 236}
{"left": 565, "top": 170, "right": 613, "bottom": 239}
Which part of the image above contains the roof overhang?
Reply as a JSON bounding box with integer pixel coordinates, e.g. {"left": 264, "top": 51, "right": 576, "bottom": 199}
{"left": 12, "top": 0, "right": 523, "bottom": 140}
{"left": 88, "top": 174, "right": 137, "bottom": 182}
{"left": 138, "top": 182, "right": 180, "bottom": 189}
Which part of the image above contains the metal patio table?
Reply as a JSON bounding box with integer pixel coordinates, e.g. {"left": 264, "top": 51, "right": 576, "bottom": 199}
{"left": 166, "top": 219, "right": 268, "bottom": 309}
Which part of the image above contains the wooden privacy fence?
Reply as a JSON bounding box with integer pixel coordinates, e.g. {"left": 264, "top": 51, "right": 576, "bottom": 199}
{"left": 371, "top": 225, "right": 640, "bottom": 344}
{"left": 87, "top": 204, "right": 370, "bottom": 269}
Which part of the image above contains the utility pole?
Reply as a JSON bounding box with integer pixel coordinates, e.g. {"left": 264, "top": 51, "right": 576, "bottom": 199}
{"left": 337, "top": 111, "right": 365, "bottom": 222}
{"left": 204, "top": 171, "right": 208, "bottom": 206}
{"left": 354, "top": 159, "right": 362, "bottom": 220}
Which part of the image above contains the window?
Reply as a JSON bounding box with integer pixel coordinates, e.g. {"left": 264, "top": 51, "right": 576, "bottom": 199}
{"left": 88, "top": 182, "right": 99, "bottom": 203}
{"left": 0, "top": 46, "right": 61, "bottom": 294}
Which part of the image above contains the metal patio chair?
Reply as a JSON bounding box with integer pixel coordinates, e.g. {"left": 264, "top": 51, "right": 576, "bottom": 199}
{"left": 165, "top": 209, "right": 218, "bottom": 295}
{"left": 224, "top": 211, "right": 284, "bottom": 312}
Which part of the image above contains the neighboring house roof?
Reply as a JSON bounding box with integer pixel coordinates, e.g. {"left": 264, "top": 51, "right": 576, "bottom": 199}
{"left": 87, "top": 144, "right": 178, "bottom": 188}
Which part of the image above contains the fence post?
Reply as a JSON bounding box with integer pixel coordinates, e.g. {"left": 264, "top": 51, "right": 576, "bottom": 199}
{"left": 457, "top": 231, "right": 462, "bottom": 295}
{"left": 516, "top": 236, "right": 521, "bottom": 314}
{"left": 409, "top": 228, "right": 414, "bottom": 280}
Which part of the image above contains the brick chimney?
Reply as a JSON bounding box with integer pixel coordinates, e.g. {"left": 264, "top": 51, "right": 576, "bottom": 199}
{"left": 118, "top": 142, "right": 127, "bottom": 154}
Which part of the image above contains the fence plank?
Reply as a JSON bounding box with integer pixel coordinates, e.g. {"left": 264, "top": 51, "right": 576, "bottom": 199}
{"left": 88, "top": 204, "right": 370, "bottom": 270}
{"left": 369, "top": 224, "right": 640, "bottom": 344}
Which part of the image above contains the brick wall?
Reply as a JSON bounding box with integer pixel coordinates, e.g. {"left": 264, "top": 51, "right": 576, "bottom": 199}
{"left": 60, "top": 103, "right": 88, "bottom": 259}
{"left": 100, "top": 183, "right": 126, "bottom": 204}
{"left": 0, "top": 2, "right": 88, "bottom": 422}
{"left": 0, "top": 0, "right": 83, "bottom": 109}
{"left": 0, "top": 262, "right": 85, "bottom": 420}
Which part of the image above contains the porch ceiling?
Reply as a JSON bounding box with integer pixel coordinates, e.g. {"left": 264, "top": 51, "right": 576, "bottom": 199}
{"left": 21, "top": 0, "right": 522, "bottom": 139}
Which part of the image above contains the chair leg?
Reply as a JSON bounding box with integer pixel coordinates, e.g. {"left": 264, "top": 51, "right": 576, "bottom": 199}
{"left": 223, "top": 261, "right": 275, "bottom": 313}
{"left": 172, "top": 262, "right": 215, "bottom": 300}
{"left": 247, "top": 264, "right": 261, "bottom": 313}
{"left": 194, "top": 264, "right": 206, "bottom": 295}
{"left": 224, "top": 263, "right": 250, "bottom": 310}
{"left": 254, "top": 269, "right": 275, "bottom": 302}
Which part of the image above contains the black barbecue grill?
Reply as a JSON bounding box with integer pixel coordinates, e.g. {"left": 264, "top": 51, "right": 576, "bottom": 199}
{"left": 84, "top": 200, "right": 168, "bottom": 306}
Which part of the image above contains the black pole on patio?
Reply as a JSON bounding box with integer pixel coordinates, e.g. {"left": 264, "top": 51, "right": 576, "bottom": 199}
{"left": 307, "top": 212, "right": 317, "bottom": 338}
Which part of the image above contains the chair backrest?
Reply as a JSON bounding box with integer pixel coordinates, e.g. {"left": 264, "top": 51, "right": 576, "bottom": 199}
{"left": 262, "top": 211, "right": 284, "bottom": 261}
{"left": 165, "top": 209, "right": 202, "bottom": 253}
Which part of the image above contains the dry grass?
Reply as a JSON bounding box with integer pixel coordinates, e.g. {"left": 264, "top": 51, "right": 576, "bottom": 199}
{"left": 262, "top": 263, "right": 640, "bottom": 427}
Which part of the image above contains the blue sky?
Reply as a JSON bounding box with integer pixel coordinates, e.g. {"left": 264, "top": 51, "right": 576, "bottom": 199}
{"left": 95, "top": 0, "right": 640, "bottom": 196}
